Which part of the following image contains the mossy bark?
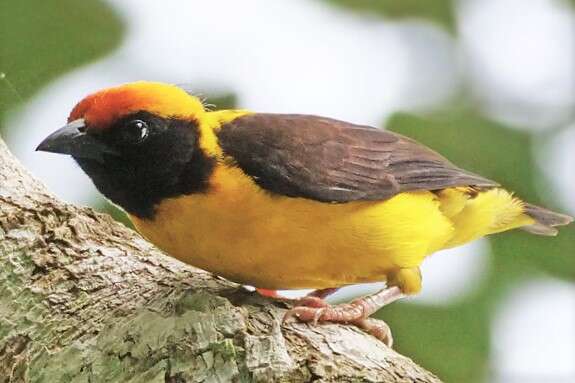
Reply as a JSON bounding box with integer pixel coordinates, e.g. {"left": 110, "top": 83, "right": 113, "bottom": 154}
{"left": 0, "top": 137, "right": 442, "bottom": 383}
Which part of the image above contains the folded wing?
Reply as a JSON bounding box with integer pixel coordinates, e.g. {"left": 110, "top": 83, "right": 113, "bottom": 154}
{"left": 216, "top": 113, "right": 498, "bottom": 202}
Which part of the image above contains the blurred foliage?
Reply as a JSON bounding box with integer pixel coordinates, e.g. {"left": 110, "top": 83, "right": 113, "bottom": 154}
{"left": 0, "top": 0, "right": 125, "bottom": 229}
{"left": 0, "top": 0, "right": 124, "bottom": 126}
{"left": 381, "top": 111, "right": 575, "bottom": 382}
{"left": 325, "top": 0, "right": 456, "bottom": 32}
{"left": 326, "top": 0, "right": 575, "bottom": 34}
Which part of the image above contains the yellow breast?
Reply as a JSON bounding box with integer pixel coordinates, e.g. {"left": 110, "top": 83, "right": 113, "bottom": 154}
{"left": 130, "top": 164, "right": 455, "bottom": 289}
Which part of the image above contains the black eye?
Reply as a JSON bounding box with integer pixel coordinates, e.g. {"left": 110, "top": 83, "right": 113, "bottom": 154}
{"left": 122, "top": 119, "right": 149, "bottom": 144}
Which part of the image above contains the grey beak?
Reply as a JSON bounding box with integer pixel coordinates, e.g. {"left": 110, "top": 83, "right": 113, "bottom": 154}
{"left": 36, "top": 119, "right": 118, "bottom": 161}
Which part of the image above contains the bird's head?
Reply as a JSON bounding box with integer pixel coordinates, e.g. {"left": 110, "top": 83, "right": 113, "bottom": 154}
{"left": 37, "top": 81, "right": 215, "bottom": 218}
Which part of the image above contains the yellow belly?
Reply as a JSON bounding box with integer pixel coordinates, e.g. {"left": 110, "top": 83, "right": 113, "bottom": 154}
{"left": 130, "top": 165, "right": 455, "bottom": 290}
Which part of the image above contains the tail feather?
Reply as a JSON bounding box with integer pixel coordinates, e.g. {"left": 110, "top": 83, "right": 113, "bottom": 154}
{"left": 522, "top": 203, "right": 573, "bottom": 236}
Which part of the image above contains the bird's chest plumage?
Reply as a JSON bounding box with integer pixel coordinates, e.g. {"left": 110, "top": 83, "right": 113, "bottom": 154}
{"left": 130, "top": 165, "right": 454, "bottom": 289}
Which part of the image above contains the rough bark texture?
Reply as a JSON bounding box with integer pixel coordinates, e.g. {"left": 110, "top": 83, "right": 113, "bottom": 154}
{"left": 0, "top": 136, "right": 442, "bottom": 383}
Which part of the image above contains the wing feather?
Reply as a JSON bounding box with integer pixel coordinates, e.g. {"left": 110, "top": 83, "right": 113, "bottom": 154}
{"left": 216, "top": 113, "right": 498, "bottom": 202}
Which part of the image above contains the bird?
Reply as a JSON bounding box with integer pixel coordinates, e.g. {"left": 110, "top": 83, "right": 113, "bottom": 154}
{"left": 37, "top": 81, "right": 572, "bottom": 346}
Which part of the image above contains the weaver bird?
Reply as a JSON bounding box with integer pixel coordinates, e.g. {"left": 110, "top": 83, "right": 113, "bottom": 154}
{"left": 37, "top": 82, "right": 572, "bottom": 346}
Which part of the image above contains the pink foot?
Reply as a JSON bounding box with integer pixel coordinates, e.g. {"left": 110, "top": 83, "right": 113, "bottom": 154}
{"left": 283, "top": 297, "right": 394, "bottom": 346}
{"left": 282, "top": 287, "right": 403, "bottom": 347}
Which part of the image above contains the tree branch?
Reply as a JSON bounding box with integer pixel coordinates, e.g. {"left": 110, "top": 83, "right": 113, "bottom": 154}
{"left": 0, "top": 136, "right": 442, "bottom": 382}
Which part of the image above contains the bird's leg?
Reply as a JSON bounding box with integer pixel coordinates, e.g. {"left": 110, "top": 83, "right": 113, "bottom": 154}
{"left": 285, "top": 286, "right": 404, "bottom": 322}
{"left": 283, "top": 268, "right": 420, "bottom": 346}
{"left": 308, "top": 287, "right": 340, "bottom": 299}
{"left": 292, "top": 287, "right": 340, "bottom": 306}
{"left": 255, "top": 288, "right": 282, "bottom": 298}
{"left": 255, "top": 287, "right": 340, "bottom": 301}
{"left": 283, "top": 286, "right": 405, "bottom": 347}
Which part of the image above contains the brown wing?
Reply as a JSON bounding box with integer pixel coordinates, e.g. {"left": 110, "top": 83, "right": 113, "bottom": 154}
{"left": 216, "top": 113, "right": 498, "bottom": 202}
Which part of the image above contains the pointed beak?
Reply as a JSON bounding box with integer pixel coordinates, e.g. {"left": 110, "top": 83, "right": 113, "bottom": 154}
{"left": 36, "top": 119, "right": 118, "bottom": 161}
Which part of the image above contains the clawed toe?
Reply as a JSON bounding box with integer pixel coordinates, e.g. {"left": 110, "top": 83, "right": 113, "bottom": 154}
{"left": 283, "top": 304, "right": 394, "bottom": 346}
{"left": 354, "top": 318, "right": 393, "bottom": 347}
{"left": 282, "top": 296, "right": 328, "bottom": 324}
{"left": 283, "top": 306, "right": 326, "bottom": 324}
{"left": 282, "top": 298, "right": 394, "bottom": 346}
{"left": 282, "top": 287, "right": 403, "bottom": 346}
{"left": 294, "top": 296, "right": 330, "bottom": 309}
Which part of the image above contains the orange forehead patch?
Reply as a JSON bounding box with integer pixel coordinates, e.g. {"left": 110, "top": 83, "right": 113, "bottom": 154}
{"left": 68, "top": 82, "right": 205, "bottom": 129}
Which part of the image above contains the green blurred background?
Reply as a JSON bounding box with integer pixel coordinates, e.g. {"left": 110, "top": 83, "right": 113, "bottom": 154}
{"left": 1, "top": 1, "right": 574, "bottom": 382}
